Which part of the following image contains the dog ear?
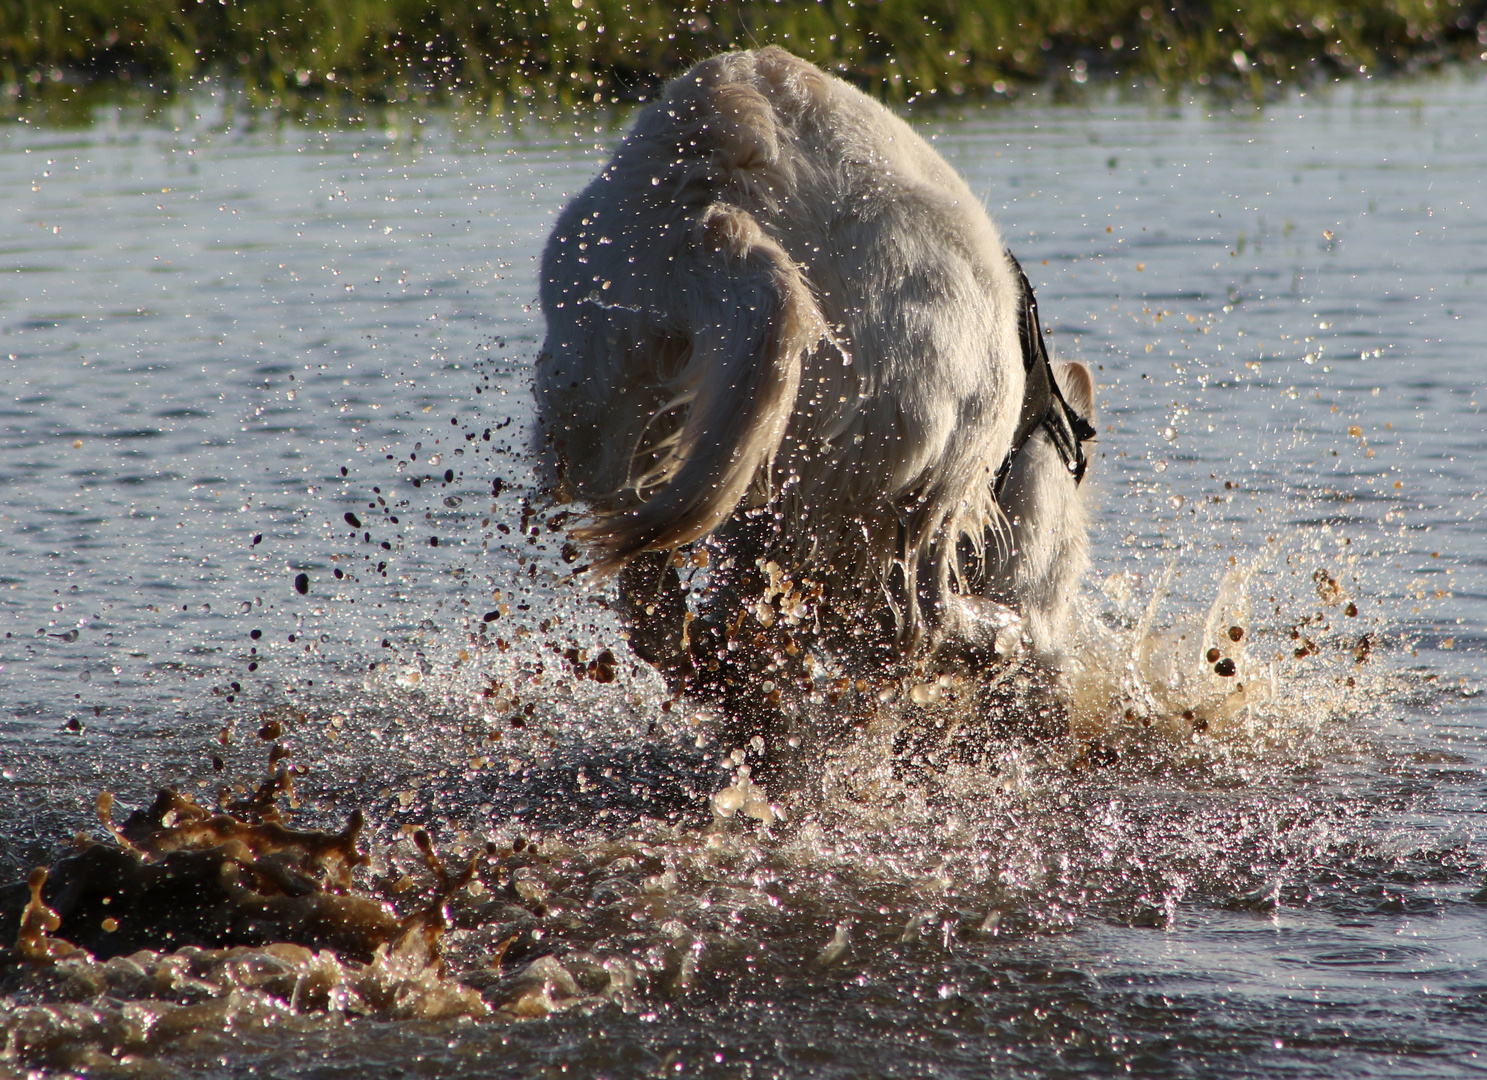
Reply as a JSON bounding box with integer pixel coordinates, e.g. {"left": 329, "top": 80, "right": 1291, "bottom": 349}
{"left": 1055, "top": 360, "right": 1095, "bottom": 423}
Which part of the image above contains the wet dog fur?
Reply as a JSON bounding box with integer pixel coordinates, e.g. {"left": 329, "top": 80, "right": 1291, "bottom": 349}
{"left": 537, "top": 47, "right": 1095, "bottom": 724}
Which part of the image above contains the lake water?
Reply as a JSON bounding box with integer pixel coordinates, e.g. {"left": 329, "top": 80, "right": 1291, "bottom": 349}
{"left": 1, "top": 69, "right": 1485, "bottom": 1077}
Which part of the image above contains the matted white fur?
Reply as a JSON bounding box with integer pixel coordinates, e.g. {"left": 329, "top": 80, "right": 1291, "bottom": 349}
{"left": 538, "top": 47, "right": 1093, "bottom": 666}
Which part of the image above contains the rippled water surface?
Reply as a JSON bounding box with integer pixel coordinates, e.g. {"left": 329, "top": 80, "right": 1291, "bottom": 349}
{"left": 1, "top": 70, "right": 1485, "bottom": 1077}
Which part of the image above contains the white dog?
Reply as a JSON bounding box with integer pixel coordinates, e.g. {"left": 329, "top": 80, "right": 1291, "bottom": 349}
{"left": 537, "top": 47, "right": 1095, "bottom": 705}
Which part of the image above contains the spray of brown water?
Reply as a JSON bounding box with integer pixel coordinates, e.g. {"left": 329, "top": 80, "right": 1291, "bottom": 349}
{"left": 0, "top": 489, "right": 1422, "bottom": 1075}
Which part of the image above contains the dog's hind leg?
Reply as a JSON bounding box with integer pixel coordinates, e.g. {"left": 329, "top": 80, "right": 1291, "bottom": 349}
{"left": 614, "top": 550, "right": 692, "bottom": 693}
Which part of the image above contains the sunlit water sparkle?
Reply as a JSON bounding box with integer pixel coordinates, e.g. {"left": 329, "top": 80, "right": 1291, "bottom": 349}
{"left": 1, "top": 70, "right": 1485, "bottom": 1077}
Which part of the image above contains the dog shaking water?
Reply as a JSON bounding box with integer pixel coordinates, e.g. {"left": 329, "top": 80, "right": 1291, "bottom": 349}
{"left": 537, "top": 47, "right": 1096, "bottom": 730}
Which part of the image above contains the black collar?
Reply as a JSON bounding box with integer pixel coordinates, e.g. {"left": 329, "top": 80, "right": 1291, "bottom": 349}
{"left": 996, "top": 250, "right": 1097, "bottom": 494}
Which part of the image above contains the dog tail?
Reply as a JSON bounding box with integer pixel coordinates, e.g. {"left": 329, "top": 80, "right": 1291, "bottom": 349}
{"left": 576, "top": 203, "right": 824, "bottom": 573}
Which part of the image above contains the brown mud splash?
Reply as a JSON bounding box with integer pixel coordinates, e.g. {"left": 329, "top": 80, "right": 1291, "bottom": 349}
{"left": 0, "top": 782, "right": 386, "bottom": 963}
{"left": 0, "top": 763, "right": 618, "bottom": 1071}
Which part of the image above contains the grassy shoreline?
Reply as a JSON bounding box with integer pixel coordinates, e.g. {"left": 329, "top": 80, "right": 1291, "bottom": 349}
{"left": 3, "top": 1, "right": 1485, "bottom": 109}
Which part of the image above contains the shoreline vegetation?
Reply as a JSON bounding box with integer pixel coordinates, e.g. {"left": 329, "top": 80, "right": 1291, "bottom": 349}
{"left": 2, "top": 1, "right": 1485, "bottom": 113}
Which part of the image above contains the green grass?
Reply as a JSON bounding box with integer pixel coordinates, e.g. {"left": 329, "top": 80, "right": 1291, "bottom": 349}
{"left": 3, "top": 0, "right": 1483, "bottom": 107}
